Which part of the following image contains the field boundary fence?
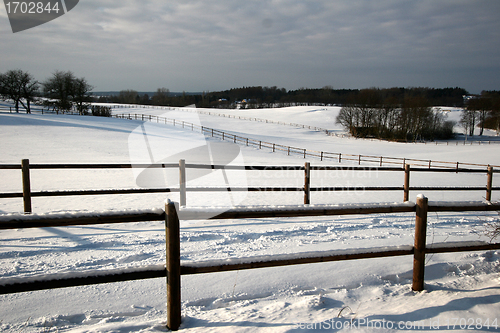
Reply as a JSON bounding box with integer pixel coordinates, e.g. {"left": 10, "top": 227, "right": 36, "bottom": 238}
{"left": 0, "top": 159, "right": 499, "bottom": 213}
{"left": 103, "top": 104, "right": 500, "bottom": 145}
{"left": 179, "top": 107, "right": 500, "bottom": 145}
{"left": 182, "top": 107, "right": 339, "bottom": 136}
{"left": 0, "top": 198, "right": 499, "bottom": 330}
{"left": 113, "top": 113, "right": 500, "bottom": 167}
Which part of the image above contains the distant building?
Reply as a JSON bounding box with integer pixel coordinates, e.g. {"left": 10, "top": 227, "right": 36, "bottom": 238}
{"left": 463, "top": 95, "right": 477, "bottom": 102}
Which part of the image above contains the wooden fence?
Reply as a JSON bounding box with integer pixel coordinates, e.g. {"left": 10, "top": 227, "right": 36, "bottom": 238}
{"left": 0, "top": 159, "right": 498, "bottom": 213}
{"left": 181, "top": 107, "right": 500, "bottom": 145}
{"left": 0, "top": 105, "right": 55, "bottom": 114}
{"left": 183, "top": 107, "right": 337, "bottom": 136}
{"left": 4, "top": 104, "right": 500, "bottom": 146}
{"left": 0, "top": 198, "right": 500, "bottom": 330}
{"left": 113, "top": 113, "right": 500, "bottom": 168}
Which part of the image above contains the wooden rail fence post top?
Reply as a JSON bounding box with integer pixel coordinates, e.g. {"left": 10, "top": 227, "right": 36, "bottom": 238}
{"left": 166, "top": 199, "right": 179, "bottom": 211}
{"left": 415, "top": 194, "right": 429, "bottom": 213}
{"left": 416, "top": 194, "right": 428, "bottom": 202}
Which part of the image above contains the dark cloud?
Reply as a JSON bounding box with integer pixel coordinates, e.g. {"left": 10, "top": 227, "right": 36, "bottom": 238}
{"left": 1, "top": 0, "right": 499, "bottom": 93}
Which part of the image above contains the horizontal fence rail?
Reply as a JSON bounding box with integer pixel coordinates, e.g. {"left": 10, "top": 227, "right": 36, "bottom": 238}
{"left": 0, "top": 210, "right": 165, "bottom": 229}
{"left": 1, "top": 199, "right": 499, "bottom": 331}
{"left": 0, "top": 159, "right": 498, "bottom": 213}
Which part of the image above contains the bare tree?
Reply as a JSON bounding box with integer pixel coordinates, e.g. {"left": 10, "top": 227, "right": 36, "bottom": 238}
{"left": 337, "top": 91, "right": 452, "bottom": 141}
{"left": 400, "top": 96, "right": 433, "bottom": 141}
{"left": 152, "top": 87, "right": 170, "bottom": 105}
{"left": 460, "top": 109, "right": 477, "bottom": 137}
{"left": 466, "top": 95, "right": 492, "bottom": 136}
{"left": 73, "top": 77, "right": 93, "bottom": 115}
{"left": 42, "top": 70, "right": 76, "bottom": 113}
{"left": 118, "top": 90, "right": 139, "bottom": 104}
{"left": 0, "top": 69, "right": 39, "bottom": 113}
{"left": 336, "top": 89, "right": 382, "bottom": 137}
{"left": 484, "top": 214, "right": 500, "bottom": 241}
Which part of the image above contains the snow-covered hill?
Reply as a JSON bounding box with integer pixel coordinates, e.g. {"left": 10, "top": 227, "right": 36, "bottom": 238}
{"left": 0, "top": 106, "right": 499, "bottom": 332}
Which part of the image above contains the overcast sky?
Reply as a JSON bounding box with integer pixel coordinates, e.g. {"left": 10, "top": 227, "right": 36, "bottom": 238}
{"left": 1, "top": 0, "right": 499, "bottom": 93}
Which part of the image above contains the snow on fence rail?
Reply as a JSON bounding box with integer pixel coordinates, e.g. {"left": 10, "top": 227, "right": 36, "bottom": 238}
{"left": 0, "top": 159, "right": 498, "bottom": 213}
{"left": 0, "top": 199, "right": 500, "bottom": 330}
{"left": 113, "top": 113, "right": 500, "bottom": 168}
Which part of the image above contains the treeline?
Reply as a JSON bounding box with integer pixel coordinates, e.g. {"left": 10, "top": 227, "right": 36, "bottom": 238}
{"left": 94, "top": 86, "right": 469, "bottom": 109}
{"left": 335, "top": 88, "right": 456, "bottom": 141}
{"left": 95, "top": 88, "right": 204, "bottom": 107}
{"left": 335, "top": 88, "right": 500, "bottom": 141}
{"left": 0, "top": 69, "right": 93, "bottom": 115}
{"left": 201, "top": 86, "right": 468, "bottom": 108}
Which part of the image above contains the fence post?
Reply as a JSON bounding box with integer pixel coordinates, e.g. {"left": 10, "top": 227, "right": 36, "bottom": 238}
{"left": 486, "top": 166, "right": 493, "bottom": 202}
{"left": 304, "top": 162, "right": 311, "bottom": 204}
{"left": 404, "top": 164, "right": 411, "bottom": 202}
{"left": 166, "top": 200, "right": 181, "bottom": 331}
{"left": 412, "top": 195, "right": 428, "bottom": 291}
{"left": 179, "top": 160, "right": 187, "bottom": 206}
{"left": 22, "top": 159, "right": 32, "bottom": 214}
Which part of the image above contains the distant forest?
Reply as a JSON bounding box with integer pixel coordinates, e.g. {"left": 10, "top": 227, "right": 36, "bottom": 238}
{"left": 95, "top": 86, "right": 470, "bottom": 109}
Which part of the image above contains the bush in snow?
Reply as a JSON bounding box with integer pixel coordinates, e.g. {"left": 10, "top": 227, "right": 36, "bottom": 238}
{"left": 336, "top": 89, "right": 456, "bottom": 141}
{"left": 91, "top": 105, "right": 112, "bottom": 117}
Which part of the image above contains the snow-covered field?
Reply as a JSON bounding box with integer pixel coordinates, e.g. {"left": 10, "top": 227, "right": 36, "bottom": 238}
{"left": 0, "top": 105, "right": 499, "bottom": 332}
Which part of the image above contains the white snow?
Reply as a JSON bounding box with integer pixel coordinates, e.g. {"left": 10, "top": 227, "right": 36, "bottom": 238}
{"left": 0, "top": 105, "right": 499, "bottom": 332}
{"left": 182, "top": 245, "right": 415, "bottom": 269}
